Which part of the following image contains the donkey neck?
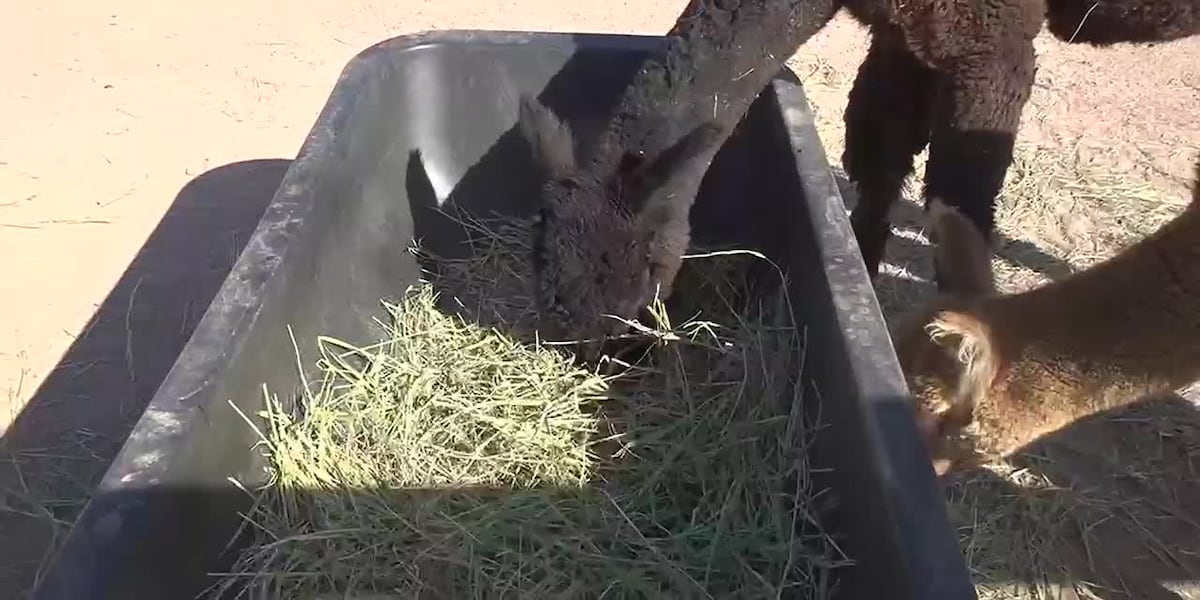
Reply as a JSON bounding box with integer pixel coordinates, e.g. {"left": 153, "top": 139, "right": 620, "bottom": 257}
{"left": 592, "top": 0, "right": 837, "bottom": 169}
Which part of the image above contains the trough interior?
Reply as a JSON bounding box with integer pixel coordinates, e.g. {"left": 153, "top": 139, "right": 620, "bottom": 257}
{"left": 35, "top": 33, "right": 973, "bottom": 600}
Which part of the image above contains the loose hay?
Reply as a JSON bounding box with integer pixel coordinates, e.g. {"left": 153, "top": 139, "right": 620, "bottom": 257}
{"left": 212, "top": 214, "right": 843, "bottom": 599}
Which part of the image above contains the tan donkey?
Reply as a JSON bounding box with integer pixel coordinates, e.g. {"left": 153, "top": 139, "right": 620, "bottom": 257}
{"left": 893, "top": 161, "right": 1200, "bottom": 474}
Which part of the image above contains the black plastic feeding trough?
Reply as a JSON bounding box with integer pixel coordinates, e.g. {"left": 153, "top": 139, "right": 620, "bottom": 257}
{"left": 34, "top": 31, "right": 974, "bottom": 599}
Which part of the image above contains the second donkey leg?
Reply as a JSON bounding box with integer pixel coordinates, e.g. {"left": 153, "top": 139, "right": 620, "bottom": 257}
{"left": 844, "top": 25, "right": 939, "bottom": 278}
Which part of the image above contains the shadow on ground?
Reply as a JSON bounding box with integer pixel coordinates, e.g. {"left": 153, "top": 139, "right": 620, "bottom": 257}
{"left": 0, "top": 159, "right": 290, "bottom": 596}
{"left": 944, "top": 395, "right": 1200, "bottom": 600}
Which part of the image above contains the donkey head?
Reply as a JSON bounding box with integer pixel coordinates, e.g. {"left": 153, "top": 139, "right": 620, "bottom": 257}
{"left": 896, "top": 198, "right": 1001, "bottom": 474}
{"left": 517, "top": 95, "right": 724, "bottom": 342}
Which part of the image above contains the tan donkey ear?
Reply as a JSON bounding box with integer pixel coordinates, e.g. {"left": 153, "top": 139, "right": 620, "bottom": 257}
{"left": 924, "top": 310, "right": 999, "bottom": 432}
{"left": 927, "top": 197, "right": 996, "bottom": 299}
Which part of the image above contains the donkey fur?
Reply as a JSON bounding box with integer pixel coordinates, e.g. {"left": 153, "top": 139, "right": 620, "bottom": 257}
{"left": 893, "top": 163, "right": 1200, "bottom": 475}
{"left": 521, "top": 0, "right": 1197, "bottom": 341}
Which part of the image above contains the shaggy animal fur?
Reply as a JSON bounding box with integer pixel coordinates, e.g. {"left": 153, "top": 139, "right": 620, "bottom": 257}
{"left": 520, "top": 0, "right": 838, "bottom": 341}
{"left": 517, "top": 97, "right": 725, "bottom": 341}
{"left": 524, "top": 0, "right": 1036, "bottom": 340}
{"left": 522, "top": 0, "right": 1196, "bottom": 341}
{"left": 893, "top": 165, "right": 1200, "bottom": 475}
{"left": 1044, "top": 0, "right": 1199, "bottom": 45}
{"left": 846, "top": 0, "right": 1199, "bottom": 281}
{"left": 842, "top": 0, "right": 1046, "bottom": 282}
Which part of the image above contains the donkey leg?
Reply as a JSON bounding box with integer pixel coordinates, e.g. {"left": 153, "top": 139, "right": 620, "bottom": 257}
{"left": 844, "top": 25, "right": 938, "bottom": 279}
{"left": 922, "top": 37, "right": 1036, "bottom": 291}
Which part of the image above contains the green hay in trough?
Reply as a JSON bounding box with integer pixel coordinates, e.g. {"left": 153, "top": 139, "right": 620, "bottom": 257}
{"left": 211, "top": 215, "right": 844, "bottom": 599}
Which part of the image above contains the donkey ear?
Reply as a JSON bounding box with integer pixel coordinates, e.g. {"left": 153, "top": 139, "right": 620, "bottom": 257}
{"left": 928, "top": 197, "right": 996, "bottom": 299}
{"left": 517, "top": 95, "right": 576, "bottom": 175}
{"left": 624, "top": 123, "right": 725, "bottom": 219}
{"left": 924, "top": 309, "right": 998, "bottom": 432}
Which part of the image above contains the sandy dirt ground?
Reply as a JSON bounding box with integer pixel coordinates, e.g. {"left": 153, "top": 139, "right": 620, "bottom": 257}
{"left": 0, "top": 0, "right": 1197, "bottom": 597}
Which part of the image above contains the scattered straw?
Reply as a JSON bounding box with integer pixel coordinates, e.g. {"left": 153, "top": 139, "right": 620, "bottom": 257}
{"left": 212, "top": 213, "right": 842, "bottom": 598}
{"left": 941, "top": 397, "right": 1200, "bottom": 600}
{"left": 990, "top": 145, "right": 1183, "bottom": 290}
